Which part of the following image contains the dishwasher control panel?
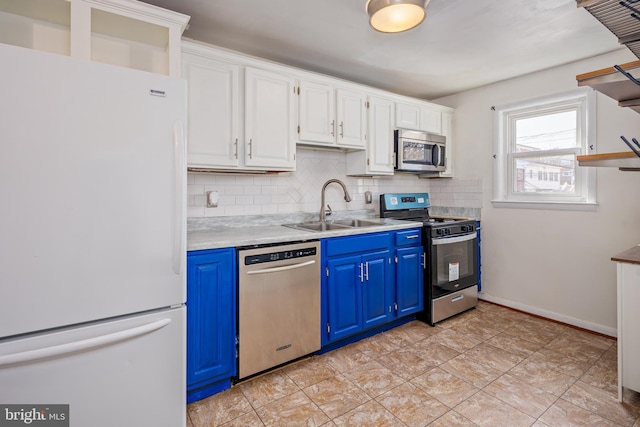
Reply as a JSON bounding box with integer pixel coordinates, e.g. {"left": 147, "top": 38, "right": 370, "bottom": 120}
{"left": 244, "top": 247, "right": 317, "bottom": 265}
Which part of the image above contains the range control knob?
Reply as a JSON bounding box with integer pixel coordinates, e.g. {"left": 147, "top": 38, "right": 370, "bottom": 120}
{"left": 461, "top": 225, "right": 468, "bottom": 232}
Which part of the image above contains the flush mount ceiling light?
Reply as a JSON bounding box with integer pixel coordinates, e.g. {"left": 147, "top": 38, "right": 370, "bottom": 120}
{"left": 366, "top": 0, "right": 430, "bottom": 33}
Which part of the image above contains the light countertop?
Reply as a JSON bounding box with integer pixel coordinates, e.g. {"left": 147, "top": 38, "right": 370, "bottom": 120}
{"left": 187, "top": 218, "right": 423, "bottom": 251}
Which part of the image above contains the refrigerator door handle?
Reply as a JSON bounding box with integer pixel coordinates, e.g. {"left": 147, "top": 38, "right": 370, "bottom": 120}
{"left": 172, "top": 121, "right": 186, "bottom": 275}
{"left": 0, "top": 318, "right": 171, "bottom": 368}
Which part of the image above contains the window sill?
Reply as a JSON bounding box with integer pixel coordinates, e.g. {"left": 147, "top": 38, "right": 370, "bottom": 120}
{"left": 491, "top": 200, "right": 598, "bottom": 212}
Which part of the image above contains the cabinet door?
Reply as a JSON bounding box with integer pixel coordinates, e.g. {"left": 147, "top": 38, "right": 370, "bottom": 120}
{"left": 362, "top": 250, "right": 392, "bottom": 329}
{"left": 395, "top": 102, "right": 420, "bottom": 130}
{"left": 337, "top": 88, "right": 367, "bottom": 148}
{"left": 186, "top": 249, "right": 236, "bottom": 397}
{"left": 326, "top": 255, "right": 363, "bottom": 342}
{"left": 396, "top": 246, "right": 424, "bottom": 317}
{"left": 183, "top": 54, "right": 240, "bottom": 168}
{"left": 245, "top": 67, "right": 296, "bottom": 170}
{"left": 298, "top": 80, "right": 335, "bottom": 144}
{"left": 366, "top": 96, "right": 394, "bottom": 174}
{"left": 439, "top": 111, "right": 454, "bottom": 177}
{"left": 419, "top": 106, "right": 442, "bottom": 134}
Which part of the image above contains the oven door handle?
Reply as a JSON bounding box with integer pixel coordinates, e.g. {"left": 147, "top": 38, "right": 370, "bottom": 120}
{"left": 432, "top": 233, "right": 477, "bottom": 245}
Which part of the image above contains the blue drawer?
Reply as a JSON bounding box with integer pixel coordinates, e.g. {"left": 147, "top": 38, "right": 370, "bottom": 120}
{"left": 395, "top": 228, "right": 422, "bottom": 246}
{"left": 325, "top": 232, "right": 391, "bottom": 257}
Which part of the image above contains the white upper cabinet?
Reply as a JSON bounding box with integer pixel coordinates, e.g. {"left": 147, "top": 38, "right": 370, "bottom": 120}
{"left": 182, "top": 51, "right": 240, "bottom": 168}
{"left": 297, "top": 80, "right": 367, "bottom": 150}
{"left": 0, "top": 0, "right": 189, "bottom": 76}
{"left": 395, "top": 101, "right": 442, "bottom": 134}
{"left": 244, "top": 67, "right": 296, "bottom": 170}
{"left": 346, "top": 95, "right": 394, "bottom": 176}
{"left": 182, "top": 42, "right": 296, "bottom": 172}
{"left": 298, "top": 81, "right": 335, "bottom": 144}
{"left": 336, "top": 88, "right": 367, "bottom": 149}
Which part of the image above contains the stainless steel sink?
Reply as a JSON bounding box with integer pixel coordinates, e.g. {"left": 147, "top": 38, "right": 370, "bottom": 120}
{"left": 283, "top": 219, "right": 386, "bottom": 233}
{"left": 283, "top": 221, "right": 353, "bottom": 232}
{"left": 333, "top": 219, "right": 385, "bottom": 228}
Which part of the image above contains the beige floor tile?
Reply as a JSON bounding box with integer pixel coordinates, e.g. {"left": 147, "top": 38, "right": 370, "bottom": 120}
{"left": 351, "top": 333, "right": 399, "bottom": 358}
{"left": 382, "top": 320, "right": 439, "bottom": 347}
{"left": 543, "top": 334, "right": 611, "bottom": 365}
{"left": 483, "top": 373, "right": 557, "bottom": 418}
{"left": 528, "top": 348, "right": 592, "bottom": 378}
{"left": 508, "top": 356, "right": 577, "bottom": 396}
{"left": 485, "top": 331, "right": 544, "bottom": 358}
{"left": 502, "top": 322, "right": 559, "bottom": 346}
{"left": 219, "top": 410, "right": 265, "bottom": 427}
{"left": 341, "top": 359, "right": 405, "bottom": 398}
{"left": 187, "top": 413, "right": 194, "bottom": 427}
{"left": 451, "top": 316, "right": 502, "bottom": 341}
{"left": 237, "top": 370, "right": 300, "bottom": 409}
{"left": 454, "top": 390, "right": 536, "bottom": 427}
{"left": 255, "top": 390, "right": 329, "bottom": 427}
{"left": 424, "top": 328, "right": 482, "bottom": 353}
{"left": 188, "top": 386, "right": 253, "bottom": 427}
{"left": 376, "top": 347, "right": 439, "bottom": 380}
{"left": 303, "top": 374, "right": 370, "bottom": 419}
{"left": 409, "top": 340, "right": 461, "bottom": 365}
{"left": 332, "top": 400, "right": 403, "bottom": 427}
{"left": 411, "top": 367, "right": 479, "bottom": 408}
{"left": 282, "top": 355, "right": 338, "bottom": 389}
{"left": 376, "top": 382, "right": 449, "bottom": 427}
{"left": 321, "top": 343, "right": 371, "bottom": 373}
{"left": 440, "top": 351, "right": 506, "bottom": 388}
{"left": 580, "top": 356, "right": 618, "bottom": 394}
{"left": 428, "top": 410, "right": 478, "bottom": 427}
{"left": 562, "top": 380, "right": 640, "bottom": 426}
{"left": 464, "top": 342, "right": 524, "bottom": 372}
{"left": 539, "top": 398, "right": 623, "bottom": 427}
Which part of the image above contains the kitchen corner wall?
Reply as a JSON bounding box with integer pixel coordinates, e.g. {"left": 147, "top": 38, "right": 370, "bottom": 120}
{"left": 187, "top": 148, "right": 483, "bottom": 218}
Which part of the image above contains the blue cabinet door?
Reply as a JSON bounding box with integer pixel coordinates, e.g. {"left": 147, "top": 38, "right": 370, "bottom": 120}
{"left": 186, "top": 248, "right": 236, "bottom": 403}
{"left": 362, "top": 250, "right": 393, "bottom": 329}
{"left": 326, "top": 254, "right": 363, "bottom": 342}
{"left": 396, "top": 246, "right": 424, "bottom": 316}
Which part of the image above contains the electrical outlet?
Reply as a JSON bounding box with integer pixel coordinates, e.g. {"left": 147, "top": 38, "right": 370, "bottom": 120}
{"left": 206, "top": 191, "right": 219, "bottom": 208}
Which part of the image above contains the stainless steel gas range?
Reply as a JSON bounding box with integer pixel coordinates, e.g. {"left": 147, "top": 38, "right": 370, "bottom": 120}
{"left": 380, "top": 193, "right": 478, "bottom": 325}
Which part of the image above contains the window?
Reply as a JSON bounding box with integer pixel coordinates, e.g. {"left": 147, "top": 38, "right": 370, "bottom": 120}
{"left": 493, "top": 89, "right": 596, "bottom": 211}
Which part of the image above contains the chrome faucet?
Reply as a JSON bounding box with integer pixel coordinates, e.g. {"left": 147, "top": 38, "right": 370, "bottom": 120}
{"left": 320, "top": 179, "right": 352, "bottom": 222}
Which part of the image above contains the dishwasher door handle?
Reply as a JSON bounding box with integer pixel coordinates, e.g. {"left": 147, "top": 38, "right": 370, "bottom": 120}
{"left": 246, "top": 259, "right": 317, "bottom": 275}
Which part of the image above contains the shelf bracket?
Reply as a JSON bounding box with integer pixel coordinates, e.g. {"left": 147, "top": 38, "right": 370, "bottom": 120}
{"left": 613, "top": 64, "right": 640, "bottom": 87}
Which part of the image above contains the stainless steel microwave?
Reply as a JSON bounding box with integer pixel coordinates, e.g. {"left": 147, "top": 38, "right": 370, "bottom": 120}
{"left": 394, "top": 129, "right": 446, "bottom": 173}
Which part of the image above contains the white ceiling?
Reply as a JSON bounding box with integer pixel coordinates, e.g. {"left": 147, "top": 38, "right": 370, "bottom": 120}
{"left": 145, "top": 0, "right": 623, "bottom": 100}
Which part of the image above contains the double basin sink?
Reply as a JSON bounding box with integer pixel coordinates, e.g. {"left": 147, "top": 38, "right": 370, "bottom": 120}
{"left": 284, "top": 219, "right": 386, "bottom": 233}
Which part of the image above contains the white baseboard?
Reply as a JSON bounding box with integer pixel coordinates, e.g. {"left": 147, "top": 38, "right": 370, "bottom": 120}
{"left": 478, "top": 292, "right": 617, "bottom": 338}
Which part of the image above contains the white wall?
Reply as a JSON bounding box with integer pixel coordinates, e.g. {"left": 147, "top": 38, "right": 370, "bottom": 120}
{"left": 187, "top": 148, "right": 483, "bottom": 218}
{"left": 435, "top": 49, "right": 640, "bottom": 336}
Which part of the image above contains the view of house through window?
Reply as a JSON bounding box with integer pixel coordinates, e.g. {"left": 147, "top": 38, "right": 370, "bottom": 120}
{"left": 513, "top": 110, "right": 577, "bottom": 194}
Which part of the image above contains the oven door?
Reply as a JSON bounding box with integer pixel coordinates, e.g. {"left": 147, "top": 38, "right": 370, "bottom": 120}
{"left": 430, "top": 232, "right": 477, "bottom": 291}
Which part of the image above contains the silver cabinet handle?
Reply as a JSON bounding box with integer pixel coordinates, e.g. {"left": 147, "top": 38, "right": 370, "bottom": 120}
{"left": 330, "top": 120, "right": 335, "bottom": 136}
{"left": 234, "top": 138, "right": 238, "bottom": 159}
{"left": 246, "top": 260, "right": 316, "bottom": 275}
{"left": 339, "top": 121, "right": 344, "bottom": 137}
{"left": 359, "top": 263, "right": 364, "bottom": 282}
{"left": 365, "top": 261, "right": 369, "bottom": 281}
{"left": 248, "top": 138, "right": 253, "bottom": 159}
{"left": 421, "top": 252, "right": 426, "bottom": 267}
{"left": 406, "top": 235, "right": 420, "bottom": 239}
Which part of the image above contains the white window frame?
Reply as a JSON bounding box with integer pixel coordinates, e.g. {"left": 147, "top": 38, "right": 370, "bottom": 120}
{"left": 492, "top": 88, "right": 597, "bottom": 211}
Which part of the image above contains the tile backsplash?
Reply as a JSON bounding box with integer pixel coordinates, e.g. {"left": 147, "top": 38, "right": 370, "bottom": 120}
{"left": 187, "top": 148, "right": 482, "bottom": 218}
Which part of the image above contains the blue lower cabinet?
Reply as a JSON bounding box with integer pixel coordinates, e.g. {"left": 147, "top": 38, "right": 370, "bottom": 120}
{"left": 395, "top": 245, "right": 424, "bottom": 316}
{"left": 322, "top": 230, "right": 422, "bottom": 348}
{"left": 323, "top": 233, "right": 393, "bottom": 346}
{"left": 186, "top": 248, "right": 236, "bottom": 404}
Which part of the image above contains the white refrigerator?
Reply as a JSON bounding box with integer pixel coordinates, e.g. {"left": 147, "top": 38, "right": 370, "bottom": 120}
{"left": 0, "top": 43, "right": 187, "bottom": 427}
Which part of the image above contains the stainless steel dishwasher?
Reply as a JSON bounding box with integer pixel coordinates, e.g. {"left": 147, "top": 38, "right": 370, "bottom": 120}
{"left": 237, "top": 240, "right": 321, "bottom": 379}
